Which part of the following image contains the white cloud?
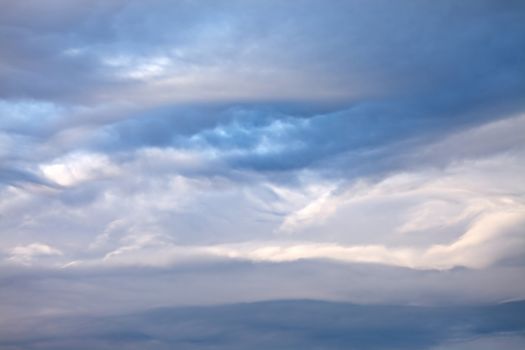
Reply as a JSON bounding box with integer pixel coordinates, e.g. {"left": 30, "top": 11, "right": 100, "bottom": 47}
{"left": 7, "top": 243, "right": 62, "bottom": 265}
{"left": 2, "top": 116, "right": 523, "bottom": 273}
{"left": 40, "top": 152, "right": 119, "bottom": 186}
{"left": 103, "top": 54, "right": 173, "bottom": 80}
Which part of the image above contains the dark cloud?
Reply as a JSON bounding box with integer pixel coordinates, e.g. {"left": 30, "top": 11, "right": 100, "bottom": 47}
{"left": 2, "top": 261, "right": 525, "bottom": 322}
{"left": 1, "top": 0, "right": 523, "bottom": 105}
{"left": 1, "top": 298, "right": 524, "bottom": 350}
{"left": 1, "top": 0, "right": 523, "bottom": 179}
{"left": 95, "top": 96, "right": 523, "bottom": 178}
{"left": 0, "top": 166, "right": 56, "bottom": 188}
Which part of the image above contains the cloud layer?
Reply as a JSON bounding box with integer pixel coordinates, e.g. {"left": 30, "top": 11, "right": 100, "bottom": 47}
{"left": 1, "top": 1, "right": 524, "bottom": 348}
{"left": 1, "top": 299, "right": 524, "bottom": 350}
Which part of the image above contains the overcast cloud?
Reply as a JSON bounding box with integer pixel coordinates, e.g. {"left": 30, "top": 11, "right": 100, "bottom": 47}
{"left": 1, "top": 0, "right": 524, "bottom": 348}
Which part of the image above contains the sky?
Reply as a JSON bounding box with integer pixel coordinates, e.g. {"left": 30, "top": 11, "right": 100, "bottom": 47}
{"left": 1, "top": 0, "right": 525, "bottom": 349}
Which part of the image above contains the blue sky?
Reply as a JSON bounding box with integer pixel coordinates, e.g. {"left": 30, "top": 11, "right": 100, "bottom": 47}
{"left": 1, "top": 0, "right": 524, "bottom": 348}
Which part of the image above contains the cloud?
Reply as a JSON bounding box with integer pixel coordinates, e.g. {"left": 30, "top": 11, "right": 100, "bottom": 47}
{"left": 0, "top": 2, "right": 524, "bottom": 347}
{"left": 40, "top": 152, "right": 119, "bottom": 186}
{"left": 1, "top": 0, "right": 523, "bottom": 108}
{"left": 1, "top": 261, "right": 525, "bottom": 323}
{"left": 6, "top": 243, "right": 62, "bottom": 265}
{"left": 1, "top": 114, "right": 524, "bottom": 273}
{"left": 0, "top": 299, "right": 524, "bottom": 350}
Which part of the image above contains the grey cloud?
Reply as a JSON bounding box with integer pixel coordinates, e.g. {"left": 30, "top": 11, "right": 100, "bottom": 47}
{"left": 0, "top": 0, "right": 124, "bottom": 102}
{"left": 1, "top": 288, "right": 524, "bottom": 349}
{"left": 0, "top": 166, "right": 57, "bottom": 188}
{"left": 98, "top": 99, "right": 522, "bottom": 176}
{"left": 2, "top": 261, "right": 525, "bottom": 323}
{"left": 1, "top": 0, "right": 523, "bottom": 106}
{"left": 0, "top": 0, "right": 523, "bottom": 184}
